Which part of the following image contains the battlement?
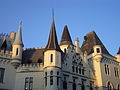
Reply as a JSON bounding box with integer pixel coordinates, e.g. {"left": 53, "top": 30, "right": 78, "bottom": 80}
{"left": 17, "top": 63, "right": 44, "bottom": 72}
{"left": 23, "top": 47, "right": 45, "bottom": 50}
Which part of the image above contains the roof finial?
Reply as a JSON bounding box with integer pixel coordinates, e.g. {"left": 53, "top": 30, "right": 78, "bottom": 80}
{"left": 52, "top": 8, "right": 54, "bottom": 21}
{"left": 19, "top": 21, "right": 22, "bottom": 28}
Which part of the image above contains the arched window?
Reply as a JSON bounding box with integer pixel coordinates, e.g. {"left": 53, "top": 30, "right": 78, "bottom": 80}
{"left": 50, "top": 54, "right": 53, "bottom": 63}
{"left": 50, "top": 71, "right": 53, "bottom": 85}
{"left": 107, "top": 81, "right": 112, "bottom": 90}
{"left": 16, "top": 48, "right": 19, "bottom": 55}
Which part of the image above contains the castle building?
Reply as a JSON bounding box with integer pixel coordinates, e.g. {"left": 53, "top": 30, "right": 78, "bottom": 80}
{"left": 0, "top": 16, "right": 120, "bottom": 90}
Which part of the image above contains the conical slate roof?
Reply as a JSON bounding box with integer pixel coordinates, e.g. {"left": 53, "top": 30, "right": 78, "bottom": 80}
{"left": 13, "top": 23, "right": 23, "bottom": 47}
{"left": 117, "top": 47, "right": 120, "bottom": 54}
{"left": 45, "top": 18, "right": 61, "bottom": 52}
{"left": 81, "top": 31, "right": 111, "bottom": 56}
{"left": 60, "top": 25, "right": 73, "bottom": 45}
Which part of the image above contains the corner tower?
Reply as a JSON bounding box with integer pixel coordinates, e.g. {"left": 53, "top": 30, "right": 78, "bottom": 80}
{"left": 44, "top": 15, "right": 62, "bottom": 90}
{"left": 11, "top": 22, "right": 24, "bottom": 68}
{"left": 115, "top": 47, "right": 120, "bottom": 62}
{"left": 60, "top": 25, "right": 73, "bottom": 52}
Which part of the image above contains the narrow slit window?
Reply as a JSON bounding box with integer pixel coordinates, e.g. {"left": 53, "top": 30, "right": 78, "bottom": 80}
{"left": 57, "top": 71, "right": 59, "bottom": 86}
{"left": 16, "top": 48, "right": 19, "bottom": 56}
{"left": 50, "top": 54, "right": 53, "bottom": 63}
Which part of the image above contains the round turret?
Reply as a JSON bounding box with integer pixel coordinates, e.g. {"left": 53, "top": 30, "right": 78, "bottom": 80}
{"left": 11, "top": 22, "right": 24, "bottom": 68}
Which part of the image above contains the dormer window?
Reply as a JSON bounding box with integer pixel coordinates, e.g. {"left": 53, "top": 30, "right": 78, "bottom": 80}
{"left": 96, "top": 48, "right": 100, "bottom": 53}
{"left": 50, "top": 54, "right": 53, "bottom": 63}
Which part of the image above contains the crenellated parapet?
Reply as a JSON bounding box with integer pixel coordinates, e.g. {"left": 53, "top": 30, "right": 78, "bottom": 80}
{"left": 16, "top": 63, "right": 44, "bottom": 72}
{"left": 23, "top": 47, "right": 45, "bottom": 51}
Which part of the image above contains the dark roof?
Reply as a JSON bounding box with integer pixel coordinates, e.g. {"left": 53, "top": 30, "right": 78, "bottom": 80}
{"left": 22, "top": 48, "right": 45, "bottom": 64}
{"left": 117, "top": 47, "right": 120, "bottom": 54}
{"left": 1, "top": 39, "right": 7, "bottom": 50}
{"left": 45, "top": 18, "right": 61, "bottom": 52}
{"left": 13, "top": 24, "right": 24, "bottom": 47}
{"left": 0, "top": 37, "right": 13, "bottom": 51}
{"left": 81, "top": 31, "right": 112, "bottom": 56}
{"left": 60, "top": 25, "right": 73, "bottom": 45}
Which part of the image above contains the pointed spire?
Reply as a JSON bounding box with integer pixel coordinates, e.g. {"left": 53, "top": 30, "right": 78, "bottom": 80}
{"left": 13, "top": 21, "right": 24, "bottom": 47}
{"left": 45, "top": 11, "right": 61, "bottom": 52}
{"left": 117, "top": 47, "right": 120, "bottom": 54}
{"left": 60, "top": 25, "right": 73, "bottom": 45}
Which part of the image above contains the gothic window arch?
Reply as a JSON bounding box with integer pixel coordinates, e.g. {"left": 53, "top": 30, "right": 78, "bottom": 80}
{"left": 106, "top": 81, "right": 113, "bottom": 90}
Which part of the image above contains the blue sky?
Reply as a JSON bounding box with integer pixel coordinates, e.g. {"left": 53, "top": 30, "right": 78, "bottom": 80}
{"left": 0, "top": 0, "right": 120, "bottom": 55}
